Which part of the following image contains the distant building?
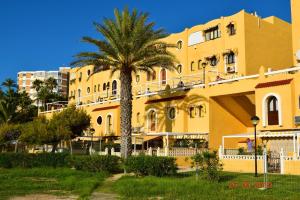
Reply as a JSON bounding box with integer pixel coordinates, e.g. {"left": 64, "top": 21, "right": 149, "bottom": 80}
{"left": 17, "top": 67, "right": 70, "bottom": 106}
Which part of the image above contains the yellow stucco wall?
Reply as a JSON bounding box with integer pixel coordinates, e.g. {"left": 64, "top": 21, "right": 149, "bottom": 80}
{"left": 284, "top": 160, "right": 300, "bottom": 175}
{"left": 222, "top": 159, "right": 264, "bottom": 173}
{"left": 292, "top": 0, "right": 300, "bottom": 65}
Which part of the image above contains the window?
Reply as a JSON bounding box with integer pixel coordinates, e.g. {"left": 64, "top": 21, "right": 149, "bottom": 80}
{"left": 137, "top": 112, "right": 141, "bottom": 124}
{"left": 177, "top": 40, "right": 183, "bottom": 49}
{"left": 168, "top": 107, "right": 176, "bottom": 120}
{"left": 70, "top": 91, "right": 73, "bottom": 96}
{"left": 94, "top": 85, "right": 96, "bottom": 92}
{"left": 177, "top": 64, "right": 182, "bottom": 74}
{"left": 97, "top": 116, "right": 103, "bottom": 125}
{"left": 87, "top": 87, "right": 90, "bottom": 93}
{"left": 78, "top": 89, "right": 81, "bottom": 97}
{"left": 198, "top": 60, "right": 202, "bottom": 70}
{"left": 160, "top": 69, "right": 167, "bottom": 85}
{"left": 103, "top": 83, "right": 106, "bottom": 90}
{"left": 267, "top": 96, "right": 279, "bottom": 125}
{"left": 152, "top": 71, "right": 156, "bottom": 80}
{"left": 98, "top": 84, "right": 100, "bottom": 92}
{"left": 227, "top": 23, "right": 236, "bottom": 36}
{"left": 87, "top": 69, "right": 91, "bottom": 76}
{"left": 112, "top": 80, "right": 117, "bottom": 96}
{"left": 148, "top": 110, "right": 156, "bottom": 132}
{"left": 210, "top": 56, "right": 217, "bottom": 66}
{"left": 79, "top": 72, "right": 82, "bottom": 82}
{"left": 204, "top": 26, "right": 220, "bottom": 41}
{"left": 106, "top": 115, "right": 112, "bottom": 134}
{"left": 189, "top": 107, "right": 195, "bottom": 118}
{"left": 299, "top": 96, "right": 300, "bottom": 109}
{"left": 136, "top": 75, "right": 140, "bottom": 83}
{"left": 197, "top": 105, "right": 204, "bottom": 117}
{"left": 190, "top": 61, "right": 195, "bottom": 71}
{"left": 226, "top": 52, "right": 235, "bottom": 64}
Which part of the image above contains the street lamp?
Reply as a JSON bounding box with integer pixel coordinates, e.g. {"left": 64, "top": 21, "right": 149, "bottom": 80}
{"left": 201, "top": 62, "right": 207, "bottom": 86}
{"left": 89, "top": 128, "right": 95, "bottom": 155}
{"left": 251, "top": 115, "right": 260, "bottom": 177}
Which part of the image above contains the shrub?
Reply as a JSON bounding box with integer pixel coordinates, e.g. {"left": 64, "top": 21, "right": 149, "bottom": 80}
{"left": 0, "top": 153, "right": 69, "bottom": 168}
{"left": 70, "top": 155, "right": 121, "bottom": 173}
{"left": 191, "top": 151, "right": 223, "bottom": 182}
{"left": 238, "top": 147, "right": 245, "bottom": 155}
{"left": 124, "top": 155, "right": 177, "bottom": 177}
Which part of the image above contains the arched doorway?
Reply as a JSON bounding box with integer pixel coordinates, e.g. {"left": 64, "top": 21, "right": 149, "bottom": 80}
{"left": 148, "top": 110, "right": 157, "bottom": 132}
{"left": 160, "top": 69, "right": 167, "bottom": 85}
{"left": 267, "top": 96, "right": 279, "bottom": 125}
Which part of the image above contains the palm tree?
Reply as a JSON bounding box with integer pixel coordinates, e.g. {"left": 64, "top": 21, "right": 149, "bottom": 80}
{"left": 45, "top": 77, "right": 57, "bottom": 91}
{"left": 1, "top": 79, "right": 17, "bottom": 91}
{"left": 71, "top": 8, "right": 177, "bottom": 158}
{"left": 31, "top": 79, "right": 43, "bottom": 107}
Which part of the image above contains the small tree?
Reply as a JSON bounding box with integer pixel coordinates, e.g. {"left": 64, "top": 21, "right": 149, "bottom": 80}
{"left": 48, "top": 105, "right": 91, "bottom": 152}
{"left": 192, "top": 151, "right": 223, "bottom": 182}
{"left": 0, "top": 123, "right": 21, "bottom": 152}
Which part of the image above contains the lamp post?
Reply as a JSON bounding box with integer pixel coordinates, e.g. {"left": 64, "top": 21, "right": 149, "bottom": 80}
{"left": 201, "top": 62, "right": 207, "bottom": 86}
{"left": 89, "top": 128, "right": 95, "bottom": 155}
{"left": 251, "top": 115, "right": 260, "bottom": 177}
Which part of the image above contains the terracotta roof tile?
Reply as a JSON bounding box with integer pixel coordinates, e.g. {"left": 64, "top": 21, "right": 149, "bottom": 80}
{"left": 255, "top": 79, "right": 293, "bottom": 89}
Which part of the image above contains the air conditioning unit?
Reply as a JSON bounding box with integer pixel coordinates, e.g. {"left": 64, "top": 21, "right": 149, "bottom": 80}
{"left": 295, "top": 116, "right": 300, "bottom": 125}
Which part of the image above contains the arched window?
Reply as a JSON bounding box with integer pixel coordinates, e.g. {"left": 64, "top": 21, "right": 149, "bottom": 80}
{"left": 177, "top": 64, "right": 182, "bottom": 74}
{"left": 94, "top": 85, "right": 96, "bottom": 92}
{"left": 226, "top": 52, "right": 235, "bottom": 64}
{"left": 189, "top": 107, "right": 195, "bottom": 118}
{"left": 87, "top": 69, "right": 91, "bottom": 76}
{"left": 160, "top": 69, "right": 167, "bottom": 85}
{"left": 148, "top": 110, "right": 156, "bottom": 132}
{"left": 198, "top": 60, "right": 202, "bottom": 70}
{"left": 210, "top": 56, "right": 217, "bottom": 66}
{"left": 190, "top": 61, "right": 195, "bottom": 71}
{"left": 112, "top": 80, "right": 117, "bottom": 96}
{"left": 177, "top": 40, "right": 183, "bottom": 49}
{"left": 98, "top": 84, "right": 100, "bottom": 92}
{"left": 106, "top": 114, "right": 112, "bottom": 134}
{"left": 87, "top": 87, "right": 90, "bottom": 94}
{"left": 267, "top": 96, "right": 279, "bottom": 125}
{"left": 147, "top": 71, "right": 151, "bottom": 81}
{"left": 78, "top": 89, "right": 81, "bottom": 97}
{"left": 137, "top": 112, "right": 141, "bottom": 124}
{"left": 97, "top": 116, "right": 102, "bottom": 125}
{"left": 103, "top": 83, "right": 106, "bottom": 90}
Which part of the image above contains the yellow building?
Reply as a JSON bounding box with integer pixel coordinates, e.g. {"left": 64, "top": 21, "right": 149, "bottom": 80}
{"left": 42, "top": 6, "right": 300, "bottom": 159}
{"left": 292, "top": 0, "right": 300, "bottom": 66}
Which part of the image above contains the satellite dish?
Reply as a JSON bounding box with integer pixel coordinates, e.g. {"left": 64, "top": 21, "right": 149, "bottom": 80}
{"left": 296, "top": 50, "right": 300, "bottom": 60}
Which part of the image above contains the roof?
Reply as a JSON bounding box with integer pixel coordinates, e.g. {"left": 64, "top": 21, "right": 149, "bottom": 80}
{"left": 255, "top": 79, "right": 293, "bottom": 89}
{"left": 92, "top": 105, "right": 119, "bottom": 112}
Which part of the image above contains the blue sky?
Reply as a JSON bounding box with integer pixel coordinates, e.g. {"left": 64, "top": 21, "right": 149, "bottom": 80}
{"left": 0, "top": 0, "right": 291, "bottom": 84}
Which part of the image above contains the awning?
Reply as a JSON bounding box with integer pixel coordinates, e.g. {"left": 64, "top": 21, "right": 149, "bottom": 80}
{"left": 143, "top": 136, "right": 161, "bottom": 142}
{"left": 223, "top": 131, "right": 300, "bottom": 139}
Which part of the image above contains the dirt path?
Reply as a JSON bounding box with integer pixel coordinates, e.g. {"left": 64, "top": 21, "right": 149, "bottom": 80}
{"left": 90, "top": 173, "right": 126, "bottom": 200}
{"left": 10, "top": 194, "right": 77, "bottom": 200}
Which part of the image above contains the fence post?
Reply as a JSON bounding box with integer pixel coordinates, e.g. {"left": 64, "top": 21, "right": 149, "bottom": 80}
{"left": 111, "top": 147, "right": 115, "bottom": 156}
{"left": 157, "top": 147, "right": 160, "bottom": 156}
{"left": 165, "top": 147, "right": 169, "bottom": 156}
{"left": 280, "top": 148, "right": 284, "bottom": 174}
{"left": 263, "top": 147, "right": 267, "bottom": 174}
{"left": 148, "top": 147, "right": 152, "bottom": 156}
{"left": 219, "top": 145, "right": 223, "bottom": 159}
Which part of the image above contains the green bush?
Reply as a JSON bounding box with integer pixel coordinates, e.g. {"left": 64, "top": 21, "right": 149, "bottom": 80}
{"left": 191, "top": 151, "right": 223, "bottom": 182}
{"left": 70, "top": 155, "right": 121, "bottom": 173}
{"left": 124, "top": 155, "right": 177, "bottom": 177}
{"left": 0, "top": 153, "right": 69, "bottom": 168}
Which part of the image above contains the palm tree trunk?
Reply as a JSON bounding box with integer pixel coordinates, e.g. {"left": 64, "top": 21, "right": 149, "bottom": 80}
{"left": 120, "top": 68, "right": 133, "bottom": 158}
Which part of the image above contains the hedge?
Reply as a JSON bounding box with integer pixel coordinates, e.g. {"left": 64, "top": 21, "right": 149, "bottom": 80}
{"left": 0, "top": 153, "right": 121, "bottom": 173}
{"left": 124, "top": 155, "right": 177, "bottom": 177}
{"left": 0, "top": 153, "right": 69, "bottom": 168}
{"left": 70, "top": 155, "right": 121, "bottom": 173}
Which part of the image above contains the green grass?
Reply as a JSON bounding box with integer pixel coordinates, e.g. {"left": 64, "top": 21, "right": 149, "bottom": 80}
{"left": 113, "top": 172, "right": 300, "bottom": 200}
{"left": 0, "top": 168, "right": 107, "bottom": 200}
